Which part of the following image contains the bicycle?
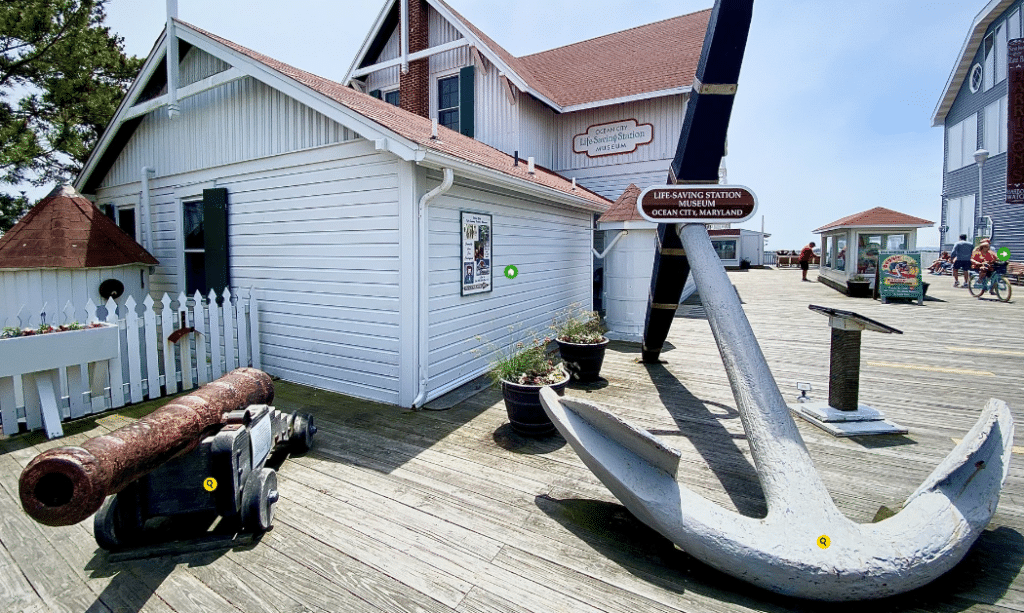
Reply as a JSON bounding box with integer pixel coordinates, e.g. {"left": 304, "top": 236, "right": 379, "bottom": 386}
{"left": 968, "top": 261, "right": 1013, "bottom": 302}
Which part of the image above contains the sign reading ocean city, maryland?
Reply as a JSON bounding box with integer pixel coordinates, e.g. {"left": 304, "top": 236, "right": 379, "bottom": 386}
{"left": 1008, "top": 38, "right": 1024, "bottom": 203}
{"left": 637, "top": 185, "right": 758, "bottom": 224}
{"left": 573, "top": 119, "right": 654, "bottom": 157}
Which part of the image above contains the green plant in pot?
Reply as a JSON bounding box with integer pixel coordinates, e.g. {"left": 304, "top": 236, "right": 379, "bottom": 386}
{"left": 847, "top": 274, "right": 871, "bottom": 298}
{"left": 552, "top": 303, "right": 609, "bottom": 382}
{"left": 477, "top": 331, "right": 568, "bottom": 437}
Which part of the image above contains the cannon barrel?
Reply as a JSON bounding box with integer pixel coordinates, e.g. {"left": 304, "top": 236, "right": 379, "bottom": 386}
{"left": 19, "top": 368, "right": 274, "bottom": 526}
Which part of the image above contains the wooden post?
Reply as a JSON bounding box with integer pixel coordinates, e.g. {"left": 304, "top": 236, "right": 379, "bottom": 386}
{"left": 641, "top": 0, "right": 755, "bottom": 362}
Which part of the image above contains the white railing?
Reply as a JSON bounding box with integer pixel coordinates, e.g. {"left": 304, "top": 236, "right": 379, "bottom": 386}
{"left": 0, "top": 288, "right": 260, "bottom": 437}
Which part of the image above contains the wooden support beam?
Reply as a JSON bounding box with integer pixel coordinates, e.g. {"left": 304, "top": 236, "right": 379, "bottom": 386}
{"left": 123, "top": 67, "right": 245, "bottom": 120}
{"left": 351, "top": 39, "right": 471, "bottom": 78}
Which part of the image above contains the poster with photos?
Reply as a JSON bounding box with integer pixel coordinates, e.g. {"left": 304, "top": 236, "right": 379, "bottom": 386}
{"left": 461, "top": 211, "right": 492, "bottom": 295}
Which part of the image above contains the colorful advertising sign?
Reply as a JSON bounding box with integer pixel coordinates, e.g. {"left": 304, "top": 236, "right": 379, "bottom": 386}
{"left": 573, "top": 119, "right": 654, "bottom": 157}
{"left": 1007, "top": 38, "right": 1024, "bottom": 203}
{"left": 637, "top": 185, "right": 757, "bottom": 224}
{"left": 461, "top": 211, "right": 492, "bottom": 296}
{"left": 879, "top": 251, "right": 923, "bottom": 301}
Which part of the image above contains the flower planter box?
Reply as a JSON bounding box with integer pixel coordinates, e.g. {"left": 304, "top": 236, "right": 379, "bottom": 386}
{"left": 846, "top": 281, "right": 872, "bottom": 298}
{"left": 0, "top": 323, "right": 119, "bottom": 438}
{"left": 0, "top": 324, "right": 118, "bottom": 378}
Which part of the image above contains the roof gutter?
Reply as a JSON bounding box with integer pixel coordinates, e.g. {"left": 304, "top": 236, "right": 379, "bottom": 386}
{"left": 411, "top": 167, "right": 454, "bottom": 409}
{"left": 416, "top": 149, "right": 609, "bottom": 213}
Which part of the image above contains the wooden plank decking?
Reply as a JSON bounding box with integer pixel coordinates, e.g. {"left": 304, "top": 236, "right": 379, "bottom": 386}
{"left": 1, "top": 268, "right": 1022, "bottom": 613}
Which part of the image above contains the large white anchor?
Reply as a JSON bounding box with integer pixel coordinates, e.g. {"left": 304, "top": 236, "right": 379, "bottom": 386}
{"left": 540, "top": 223, "right": 1014, "bottom": 601}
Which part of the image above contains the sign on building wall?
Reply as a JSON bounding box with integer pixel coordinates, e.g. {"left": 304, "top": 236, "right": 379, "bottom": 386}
{"left": 878, "top": 251, "right": 923, "bottom": 302}
{"left": 636, "top": 185, "right": 757, "bottom": 224}
{"left": 461, "top": 211, "right": 492, "bottom": 296}
{"left": 1007, "top": 38, "right": 1024, "bottom": 203}
{"left": 573, "top": 119, "right": 654, "bottom": 157}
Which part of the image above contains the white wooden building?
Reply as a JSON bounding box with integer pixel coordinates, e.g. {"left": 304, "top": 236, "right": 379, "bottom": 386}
{"left": 0, "top": 185, "right": 158, "bottom": 327}
{"left": 345, "top": 0, "right": 709, "bottom": 201}
{"left": 75, "top": 3, "right": 710, "bottom": 408}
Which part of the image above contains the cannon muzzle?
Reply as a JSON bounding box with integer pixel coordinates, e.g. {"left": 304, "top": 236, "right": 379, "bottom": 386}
{"left": 19, "top": 368, "right": 274, "bottom": 526}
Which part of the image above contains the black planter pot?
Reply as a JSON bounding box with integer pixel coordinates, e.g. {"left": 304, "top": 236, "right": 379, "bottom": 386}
{"left": 556, "top": 337, "right": 610, "bottom": 382}
{"left": 846, "top": 281, "right": 871, "bottom": 298}
{"left": 501, "top": 373, "right": 568, "bottom": 436}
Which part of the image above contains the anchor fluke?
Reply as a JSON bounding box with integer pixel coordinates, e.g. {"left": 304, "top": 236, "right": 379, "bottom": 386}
{"left": 539, "top": 389, "right": 1013, "bottom": 601}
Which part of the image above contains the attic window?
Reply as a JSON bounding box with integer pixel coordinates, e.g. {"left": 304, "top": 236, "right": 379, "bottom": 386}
{"left": 384, "top": 90, "right": 400, "bottom": 107}
{"left": 438, "top": 75, "right": 460, "bottom": 132}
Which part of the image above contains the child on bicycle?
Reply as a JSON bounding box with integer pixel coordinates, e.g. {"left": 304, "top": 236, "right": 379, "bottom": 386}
{"left": 971, "top": 240, "right": 998, "bottom": 297}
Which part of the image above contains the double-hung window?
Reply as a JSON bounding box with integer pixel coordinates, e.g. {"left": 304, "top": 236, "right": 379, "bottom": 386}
{"left": 437, "top": 75, "right": 460, "bottom": 132}
{"left": 183, "top": 200, "right": 206, "bottom": 295}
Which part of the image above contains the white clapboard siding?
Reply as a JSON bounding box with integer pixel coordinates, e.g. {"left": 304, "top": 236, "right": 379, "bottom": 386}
{"left": 0, "top": 290, "right": 259, "bottom": 438}
{"left": 424, "top": 180, "right": 593, "bottom": 399}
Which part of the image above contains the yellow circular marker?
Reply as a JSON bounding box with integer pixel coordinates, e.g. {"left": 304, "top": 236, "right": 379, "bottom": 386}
{"left": 203, "top": 477, "right": 218, "bottom": 492}
{"left": 817, "top": 534, "right": 830, "bottom": 549}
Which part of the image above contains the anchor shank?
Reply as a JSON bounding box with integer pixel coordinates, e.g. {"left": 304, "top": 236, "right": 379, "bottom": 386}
{"left": 677, "top": 224, "right": 834, "bottom": 512}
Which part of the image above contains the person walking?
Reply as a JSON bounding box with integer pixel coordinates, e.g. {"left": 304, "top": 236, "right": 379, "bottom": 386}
{"left": 799, "top": 242, "right": 816, "bottom": 281}
{"left": 950, "top": 234, "right": 973, "bottom": 288}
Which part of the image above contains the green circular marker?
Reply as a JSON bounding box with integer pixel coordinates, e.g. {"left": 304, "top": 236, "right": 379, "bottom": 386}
{"left": 504, "top": 265, "right": 519, "bottom": 280}
{"left": 997, "top": 247, "right": 1011, "bottom": 262}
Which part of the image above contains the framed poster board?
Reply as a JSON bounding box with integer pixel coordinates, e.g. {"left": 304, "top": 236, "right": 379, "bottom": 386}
{"left": 461, "top": 211, "right": 492, "bottom": 296}
{"left": 879, "top": 251, "right": 923, "bottom": 304}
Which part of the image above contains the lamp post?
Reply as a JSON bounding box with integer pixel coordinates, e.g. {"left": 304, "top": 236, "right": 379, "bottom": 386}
{"left": 974, "top": 148, "right": 989, "bottom": 238}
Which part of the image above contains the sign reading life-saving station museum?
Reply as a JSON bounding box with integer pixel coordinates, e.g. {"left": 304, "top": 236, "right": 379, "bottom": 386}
{"left": 573, "top": 119, "right": 653, "bottom": 157}
{"left": 637, "top": 185, "right": 758, "bottom": 224}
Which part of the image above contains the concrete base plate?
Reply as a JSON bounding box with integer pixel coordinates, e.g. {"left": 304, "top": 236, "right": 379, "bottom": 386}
{"left": 794, "top": 401, "right": 884, "bottom": 422}
{"left": 789, "top": 403, "right": 908, "bottom": 437}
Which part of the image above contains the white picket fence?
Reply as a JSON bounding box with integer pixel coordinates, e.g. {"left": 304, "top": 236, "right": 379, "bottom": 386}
{"left": 0, "top": 288, "right": 260, "bottom": 436}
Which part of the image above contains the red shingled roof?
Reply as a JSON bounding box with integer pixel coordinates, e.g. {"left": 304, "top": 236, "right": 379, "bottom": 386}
{"left": 182, "top": 21, "right": 609, "bottom": 210}
{"left": 598, "top": 184, "right": 646, "bottom": 223}
{"left": 0, "top": 185, "right": 158, "bottom": 269}
{"left": 427, "top": 0, "right": 709, "bottom": 108}
{"left": 813, "top": 207, "right": 934, "bottom": 233}
{"left": 519, "top": 10, "right": 711, "bottom": 107}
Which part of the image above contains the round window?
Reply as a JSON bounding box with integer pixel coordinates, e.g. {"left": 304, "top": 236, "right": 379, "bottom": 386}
{"left": 969, "top": 63, "right": 983, "bottom": 93}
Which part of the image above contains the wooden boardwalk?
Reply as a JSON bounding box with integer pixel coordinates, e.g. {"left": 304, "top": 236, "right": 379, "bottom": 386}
{"left": 2, "top": 268, "right": 1022, "bottom": 613}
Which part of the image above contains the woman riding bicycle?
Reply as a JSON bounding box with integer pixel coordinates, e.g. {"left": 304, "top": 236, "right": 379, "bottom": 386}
{"left": 971, "top": 239, "right": 998, "bottom": 297}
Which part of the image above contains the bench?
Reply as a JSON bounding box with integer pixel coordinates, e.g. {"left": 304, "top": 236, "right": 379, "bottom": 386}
{"left": 1006, "top": 261, "right": 1024, "bottom": 285}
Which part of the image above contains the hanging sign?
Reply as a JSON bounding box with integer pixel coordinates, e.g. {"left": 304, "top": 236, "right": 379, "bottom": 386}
{"left": 878, "top": 251, "right": 923, "bottom": 302}
{"left": 573, "top": 119, "right": 654, "bottom": 157}
{"left": 637, "top": 185, "right": 757, "bottom": 224}
{"left": 461, "top": 211, "right": 492, "bottom": 296}
{"left": 1007, "top": 38, "right": 1024, "bottom": 203}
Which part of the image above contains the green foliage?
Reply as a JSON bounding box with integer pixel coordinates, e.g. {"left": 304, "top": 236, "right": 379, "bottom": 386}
{"left": 551, "top": 302, "right": 605, "bottom": 344}
{"left": 0, "top": 191, "right": 30, "bottom": 233}
{"left": 475, "top": 328, "right": 564, "bottom": 386}
{"left": 1, "top": 326, "right": 21, "bottom": 338}
{"left": 0, "top": 0, "right": 142, "bottom": 231}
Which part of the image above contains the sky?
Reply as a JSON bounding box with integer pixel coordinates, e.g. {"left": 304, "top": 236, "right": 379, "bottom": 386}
{"left": 96, "top": 0, "right": 984, "bottom": 249}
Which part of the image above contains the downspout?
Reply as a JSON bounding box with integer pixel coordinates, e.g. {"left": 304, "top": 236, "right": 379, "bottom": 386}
{"left": 411, "top": 167, "right": 454, "bottom": 409}
{"left": 592, "top": 230, "right": 628, "bottom": 259}
{"left": 400, "top": 0, "right": 410, "bottom": 74}
{"left": 141, "top": 167, "right": 156, "bottom": 251}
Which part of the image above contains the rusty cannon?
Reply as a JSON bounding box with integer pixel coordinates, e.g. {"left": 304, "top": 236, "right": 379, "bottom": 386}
{"left": 19, "top": 368, "right": 316, "bottom": 550}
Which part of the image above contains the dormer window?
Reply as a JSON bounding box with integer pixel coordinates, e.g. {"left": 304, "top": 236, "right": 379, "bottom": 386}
{"left": 438, "top": 75, "right": 460, "bottom": 132}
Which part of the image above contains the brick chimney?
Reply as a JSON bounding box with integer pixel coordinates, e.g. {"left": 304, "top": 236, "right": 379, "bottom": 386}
{"left": 400, "top": 0, "right": 430, "bottom": 118}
